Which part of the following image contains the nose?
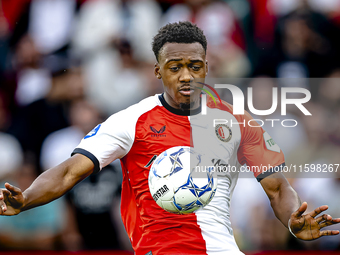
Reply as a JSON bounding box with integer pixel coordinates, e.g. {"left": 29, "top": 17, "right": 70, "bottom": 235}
{"left": 179, "top": 67, "right": 193, "bottom": 83}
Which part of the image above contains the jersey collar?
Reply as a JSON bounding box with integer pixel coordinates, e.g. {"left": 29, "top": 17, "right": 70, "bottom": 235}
{"left": 158, "top": 94, "right": 201, "bottom": 116}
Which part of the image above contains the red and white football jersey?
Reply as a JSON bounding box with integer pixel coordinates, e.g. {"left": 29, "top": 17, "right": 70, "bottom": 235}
{"left": 73, "top": 94, "right": 285, "bottom": 255}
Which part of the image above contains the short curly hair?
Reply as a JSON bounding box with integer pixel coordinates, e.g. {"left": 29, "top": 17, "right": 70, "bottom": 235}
{"left": 152, "top": 21, "right": 207, "bottom": 62}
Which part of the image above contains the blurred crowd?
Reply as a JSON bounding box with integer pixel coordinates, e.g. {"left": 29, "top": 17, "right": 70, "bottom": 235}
{"left": 0, "top": 0, "right": 340, "bottom": 252}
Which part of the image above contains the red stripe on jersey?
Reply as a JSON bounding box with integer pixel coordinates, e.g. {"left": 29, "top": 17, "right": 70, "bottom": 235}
{"left": 120, "top": 106, "right": 207, "bottom": 255}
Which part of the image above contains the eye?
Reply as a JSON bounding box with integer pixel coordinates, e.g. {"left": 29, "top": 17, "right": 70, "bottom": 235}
{"left": 192, "top": 66, "right": 201, "bottom": 71}
{"left": 170, "top": 66, "right": 180, "bottom": 72}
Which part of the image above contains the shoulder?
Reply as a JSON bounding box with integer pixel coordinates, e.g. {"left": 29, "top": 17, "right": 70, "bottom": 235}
{"left": 206, "top": 96, "right": 254, "bottom": 122}
{"left": 107, "top": 95, "right": 161, "bottom": 120}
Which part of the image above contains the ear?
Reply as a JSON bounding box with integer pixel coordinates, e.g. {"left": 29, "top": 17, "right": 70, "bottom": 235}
{"left": 205, "top": 60, "right": 209, "bottom": 76}
{"left": 154, "top": 62, "right": 162, "bottom": 79}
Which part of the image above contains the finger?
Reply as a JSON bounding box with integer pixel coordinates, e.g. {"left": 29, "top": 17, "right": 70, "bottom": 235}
{"left": 4, "top": 183, "right": 21, "bottom": 195}
{"left": 316, "top": 214, "right": 332, "bottom": 223}
{"left": 319, "top": 218, "right": 340, "bottom": 229}
{"left": 320, "top": 230, "right": 340, "bottom": 236}
{"left": 0, "top": 189, "right": 11, "bottom": 198}
{"left": 0, "top": 202, "right": 6, "bottom": 214}
{"left": 0, "top": 189, "right": 10, "bottom": 200}
{"left": 293, "top": 202, "right": 308, "bottom": 218}
{"left": 309, "top": 205, "right": 329, "bottom": 218}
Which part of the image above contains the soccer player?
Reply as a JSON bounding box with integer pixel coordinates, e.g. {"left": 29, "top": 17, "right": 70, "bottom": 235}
{"left": 0, "top": 22, "right": 339, "bottom": 255}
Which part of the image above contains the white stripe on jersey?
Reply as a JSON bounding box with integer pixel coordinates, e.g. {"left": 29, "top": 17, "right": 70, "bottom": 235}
{"left": 191, "top": 107, "right": 245, "bottom": 254}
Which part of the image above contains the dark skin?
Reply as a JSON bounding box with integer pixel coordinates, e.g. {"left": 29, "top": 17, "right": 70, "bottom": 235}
{"left": 1, "top": 42, "right": 339, "bottom": 242}
{"left": 154, "top": 42, "right": 208, "bottom": 110}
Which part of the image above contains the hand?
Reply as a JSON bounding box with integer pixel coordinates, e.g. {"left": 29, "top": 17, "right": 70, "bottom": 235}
{"left": 0, "top": 183, "right": 25, "bottom": 216}
{"left": 289, "top": 202, "right": 340, "bottom": 240}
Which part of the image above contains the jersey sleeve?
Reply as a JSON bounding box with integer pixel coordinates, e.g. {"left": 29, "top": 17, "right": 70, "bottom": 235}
{"left": 237, "top": 111, "right": 285, "bottom": 181}
{"left": 72, "top": 109, "right": 136, "bottom": 173}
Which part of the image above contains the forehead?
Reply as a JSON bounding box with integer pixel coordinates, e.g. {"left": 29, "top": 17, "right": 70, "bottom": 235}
{"left": 159, "top": 42, "right": 205, "bottom": 63}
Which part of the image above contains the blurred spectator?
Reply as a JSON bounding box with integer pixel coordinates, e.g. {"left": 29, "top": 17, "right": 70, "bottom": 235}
{"left": 0, "top": 0, "right": 30, "bottom": 31}
{"left": 290, "top": 102, "right": 340, "bottom": 250}
{"left": 40, "top": 99, "right": 132, "bottom": 251}
{"left": 0, "top": 165, "right": 67, "bottom": 250}
{"left": 72, "top": 0, "right": 162, "bottom": 115}
{"left": 28, "top": 0, "right": 77, "bottom": 54}
{"left": 287, "top": 103, "right": 336, "bottom": 174}
{"left": 0, "top": 92, "right": 10, "bottom": 131}
{"left": 8, "top": 57, "right": 84, "bottom": 174}
{"left": 40, "top": 99, "right": 101, "bottom": 170}
{"left": 0, "top": 132, "right": 23, "bottom": 180}
{"left": 0, "top": 103, "right": 68, "bottom": 251}
{"left": 231, "top": 177, "right": 289, "bottom": 251}
{"left": 317, "top": 69, "right": 340, "bottom": 111}
{"left": 13, "top": 34, "right": 51, "bottom": 106}
{"left": 248, "top": 0, "right": 276, "bottom": 46}
{"left": 73, "top": 0, "right": 161, "bottom": 62}
{"left": 0, "top": 1, "right": 10, "bottom": 76}
{"left": 256, "top": 1, "right": 340, "bottom": 77}
{"left": 270, "top": 0, "right": 340, "bottom": 17}
{"left": 0, "top": 92, "right": 22, "bottom": 180}
{"left": 293, "top": 175, "right": 340, "bottom": 250}
{"left": 99, "top": 39, "right": 152, "bottom": 112}
{"left": 163, "top": 0, "right": 244, "bottom": 48}
{"left": 157, "top": 0, "right": 183, "bottom": 12}
{"left": 163, "top": 0, "right": 250, "bottom": 77}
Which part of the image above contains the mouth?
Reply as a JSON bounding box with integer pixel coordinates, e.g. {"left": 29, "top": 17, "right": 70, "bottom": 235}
{"left": 178, "top": 86, "right": 196, "bottom": 96}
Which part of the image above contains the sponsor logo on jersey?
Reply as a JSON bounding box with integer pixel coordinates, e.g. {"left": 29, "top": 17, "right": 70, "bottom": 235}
{"left": 152, "top": 185, "right": 169, "bottom": 202}
{"left": 215, "top": 124, "right": 232, "bottom": 142}
{"left": 150, "top": 125, "right": 166, "bottom": 137}
{"left": 263, "top": 132, "right": 281, "bottom": 153}
{"left": 84, "top": 124, "right": 101, "bottom": 139}
{"left": 212, "top": 158, "right": 229, "bottom": 172}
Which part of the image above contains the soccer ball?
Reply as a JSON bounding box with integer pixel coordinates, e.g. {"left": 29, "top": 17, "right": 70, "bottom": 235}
{"left": 148, "top": 146, "right": 217, "bottom": 214}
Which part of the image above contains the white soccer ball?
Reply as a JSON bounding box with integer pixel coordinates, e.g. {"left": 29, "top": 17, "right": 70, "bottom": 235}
{"left": 148, "top": 146, "right": 217, "bottom": 214}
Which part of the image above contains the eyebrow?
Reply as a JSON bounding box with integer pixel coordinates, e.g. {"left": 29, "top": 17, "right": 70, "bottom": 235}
{"left": 190, "top": 59, "right": 204, "bottom": 63}
{"left": 165, "top": 59, "right": 204, "bottom": 65}
{"left": 165, "top": 58, "right": 182, "bottom": 64}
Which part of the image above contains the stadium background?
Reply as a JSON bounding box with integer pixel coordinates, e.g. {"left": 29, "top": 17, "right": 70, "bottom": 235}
{"left": 0, "top": 0, "right": 340, "bottom": 254}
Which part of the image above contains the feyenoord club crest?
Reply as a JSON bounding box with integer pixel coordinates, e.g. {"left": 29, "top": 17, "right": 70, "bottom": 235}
{"left": 215, "top": 124, "right": 232, "bottom": 142}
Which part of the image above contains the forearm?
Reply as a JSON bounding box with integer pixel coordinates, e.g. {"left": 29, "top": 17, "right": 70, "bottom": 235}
{"left": 269, "top": 181, "right": 301, "bottom": 228}
{"left": 22, "top": 154, "right": 94, "bottom": 211}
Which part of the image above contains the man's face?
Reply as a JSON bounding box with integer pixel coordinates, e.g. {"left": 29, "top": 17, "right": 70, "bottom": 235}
{"left": 154, "top": 42, "right": 208, "bottom": 110}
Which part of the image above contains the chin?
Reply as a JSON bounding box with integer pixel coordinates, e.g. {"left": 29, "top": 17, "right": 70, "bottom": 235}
{"left": 179, "top": 102, "right": 193, "bottom": 111}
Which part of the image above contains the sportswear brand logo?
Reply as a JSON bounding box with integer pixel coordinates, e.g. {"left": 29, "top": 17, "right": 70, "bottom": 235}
{"left": 150, "top": 125, "right": 166, "bottom": 134}
{"left": 150, "top": 125, "right": 166, "bottom": 137}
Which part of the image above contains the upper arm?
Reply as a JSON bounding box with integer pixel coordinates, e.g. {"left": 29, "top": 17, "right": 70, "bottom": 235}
{"left": 72, "top": 110, "right": 136, "bottom": 173}
{"left": 236, "top": 111, "right": 285, "bottom": 181}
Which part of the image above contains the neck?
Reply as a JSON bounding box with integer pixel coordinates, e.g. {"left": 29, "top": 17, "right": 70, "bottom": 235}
{"left": 160, "top": 94, "right": 201, "bottom": 116}
{"left": 163, "top": 93, "right": 200, "bottom": 110}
